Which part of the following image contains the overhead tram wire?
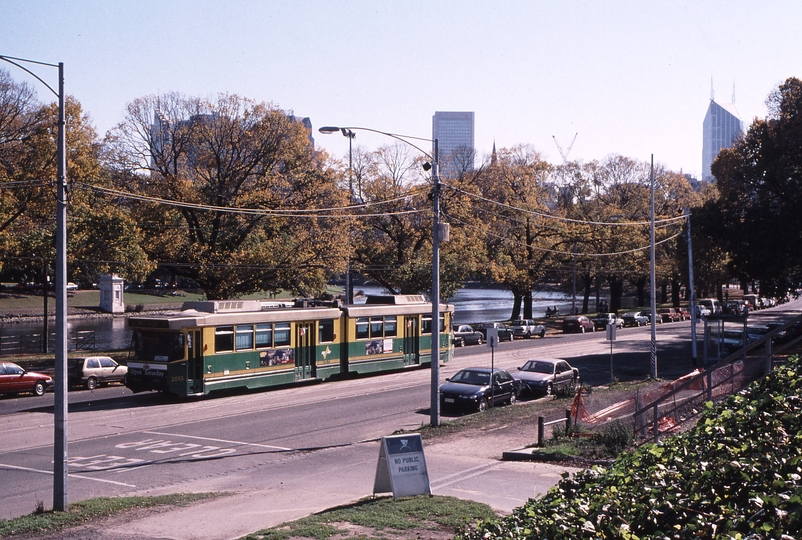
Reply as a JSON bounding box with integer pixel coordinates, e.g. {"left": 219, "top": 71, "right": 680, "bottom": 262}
{"left": 442, "top": 182, "right": 689, "bottom": 227}
{"left": 447, "top": 214, "right": 684, "bottom": 257}
{"left": 76, "top": 182, "right": 427, "bottom": 219}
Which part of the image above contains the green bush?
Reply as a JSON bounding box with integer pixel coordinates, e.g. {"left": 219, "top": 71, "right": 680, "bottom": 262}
{"left": 457, "top": 355, "right": 802, "bottom": 539}
{"left": 598, "top": 419, "right": 633, "bottom": 455}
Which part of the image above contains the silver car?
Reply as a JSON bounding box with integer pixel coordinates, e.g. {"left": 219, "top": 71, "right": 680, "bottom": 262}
{"left": 513, "top": 358, "right": 580, "bottom": 397}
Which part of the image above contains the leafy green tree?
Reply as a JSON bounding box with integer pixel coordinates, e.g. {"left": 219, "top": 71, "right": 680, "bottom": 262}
{"left": 711, "top": 77, "right": 802, "bottom": 298}
{"left": 104, "top": 92, "right": 347, "bottom": 299}
{"left": 472, "top": 145, "right": 565, "bottom": 319}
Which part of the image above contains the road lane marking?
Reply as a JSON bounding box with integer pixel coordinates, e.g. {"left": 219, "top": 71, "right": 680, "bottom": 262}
{"left": 0, "top": 463, "right": 136, "bottom": 487}
{"left": 142, "top": 431, "right": 291, "bottom": 451}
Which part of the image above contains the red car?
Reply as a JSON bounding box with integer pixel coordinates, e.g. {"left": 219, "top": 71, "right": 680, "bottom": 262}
{"left": 0, "top": 362, "right": 53, "bottom": 397}
{"left": 658, "top": 308, "right": 682, "bottom": 323}
{"left": 562, "top": 315, "right": 596, "bottom": 333}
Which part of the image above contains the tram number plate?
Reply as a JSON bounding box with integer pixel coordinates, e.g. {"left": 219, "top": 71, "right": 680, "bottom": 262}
{"left": 444, "top": 398, "right": 455, "bottom": 403}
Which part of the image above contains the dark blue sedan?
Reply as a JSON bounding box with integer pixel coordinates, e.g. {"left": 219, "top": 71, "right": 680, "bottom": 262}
{"left": 439, "top": 367, "right": 518, "bottom": 412}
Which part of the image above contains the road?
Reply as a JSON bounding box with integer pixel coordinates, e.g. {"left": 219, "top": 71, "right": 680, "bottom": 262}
{"left": 1, "top": 301, "right": 800, "bottom": 534}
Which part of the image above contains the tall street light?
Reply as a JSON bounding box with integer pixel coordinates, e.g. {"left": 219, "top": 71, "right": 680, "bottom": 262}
{"left": 319, "top": 125, "right": 443, "bottom": 426}
{"left": 330, "top": 128, "right": 356, "bottom": 304}
{"left": 0, "top": 55, "right": 68, "bottom": 510}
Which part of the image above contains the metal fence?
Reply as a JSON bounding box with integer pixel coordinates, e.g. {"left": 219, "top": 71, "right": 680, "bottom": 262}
{"left": 0, "top": 330, "right": 96, "bottom": 356}
{"left": 631, "top": 315, "right": 802, "bottom": 444}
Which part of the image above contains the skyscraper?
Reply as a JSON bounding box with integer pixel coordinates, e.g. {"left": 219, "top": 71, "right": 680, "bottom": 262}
{"left": 432, "top": 111, "right": 475, "bottom": 177}
{"left": 702, "top": 98, "right": 743, "bottom": 182}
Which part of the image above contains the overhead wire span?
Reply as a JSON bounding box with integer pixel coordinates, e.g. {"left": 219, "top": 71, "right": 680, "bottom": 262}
{"left": 77, "top": 183, "right": 426, "bottom": 218}
{"left": 448, "top": 214, "right": 684, "bottom": 257}
{"left": 442, "top": 182, "right": 689, "bottom": 227}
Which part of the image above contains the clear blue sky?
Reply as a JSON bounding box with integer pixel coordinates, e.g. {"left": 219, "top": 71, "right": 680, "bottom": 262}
{"left": 2, "top": 1, "right": 800, "bottom": 179}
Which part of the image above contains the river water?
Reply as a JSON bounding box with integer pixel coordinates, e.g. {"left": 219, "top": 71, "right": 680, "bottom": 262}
{"left": 0, "top": 285, "right": 574, "bottom": 352}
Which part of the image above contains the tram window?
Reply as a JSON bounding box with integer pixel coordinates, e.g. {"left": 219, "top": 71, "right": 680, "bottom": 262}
{"left": 355, "top": 317, "right": 369, "bottom": 340}
{"left": 439, "top": 314, "right": 446, "bottom": 332}
{"left": 274, "top": 322, "right": 291, "bottom": 347}
{"left": 370, "top": 317, "right": 384, "bottom": 338}
{"left": 319, "top": 319, "right": 335, "bottom": 342}
{"left": 385, "top": 316, "right": 397, "bottom": 337}
{"left": 215, "top": 325, "right": 235, "bottom": 353}
{"left": 236, "top": 324, "right": 254, "bottom": 350}
{"left": 422, "top": 316, "right": 432, "bottom": 334}
{"left": 255, "top": 323, "right": 272, "bottom": 348}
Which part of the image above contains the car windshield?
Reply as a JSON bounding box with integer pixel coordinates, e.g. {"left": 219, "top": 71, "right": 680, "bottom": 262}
{"left": 523, "top": 361, "right": 554, "bottom": 374}
{"left": 510, "top": 320, "right": 526, "bottom": 326}
{"left": 451, "top": 370, "right": 491, "bottom": 385}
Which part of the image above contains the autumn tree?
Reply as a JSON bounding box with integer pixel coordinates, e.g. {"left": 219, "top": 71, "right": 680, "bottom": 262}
{"left": 710, "top": 77, "right": 802, "bottom": 298}
{"left": 104, "top": 93, "right": 347, "bottom": 299}
{"left": 472, "top": 145, "right": 566, "bottom": 319}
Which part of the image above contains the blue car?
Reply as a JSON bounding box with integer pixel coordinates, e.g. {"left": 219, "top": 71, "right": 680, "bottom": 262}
{"left": 439, "top": 367, "right": 518, "bottom": 412}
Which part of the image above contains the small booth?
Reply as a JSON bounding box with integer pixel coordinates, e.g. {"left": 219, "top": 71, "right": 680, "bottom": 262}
{"left": 703, "top": 313, "right": 749, "bottom": 364}
{"left": 99, "top": 274, "right": 125, "bottom": 314}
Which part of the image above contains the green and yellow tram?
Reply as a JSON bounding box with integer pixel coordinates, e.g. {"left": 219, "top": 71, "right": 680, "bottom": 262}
{"left": 126, "top": 295, "right": 454, "bottom": 397}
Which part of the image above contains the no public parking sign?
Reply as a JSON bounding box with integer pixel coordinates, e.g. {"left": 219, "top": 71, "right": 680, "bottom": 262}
{"left": 373, "top": 434, "right": 430, "bottom": 499}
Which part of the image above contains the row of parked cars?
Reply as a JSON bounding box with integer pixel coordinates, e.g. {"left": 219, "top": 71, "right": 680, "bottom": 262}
{"left": 439, "top": 357, "right": 581, "bottom": 412}
{"left": 452, "top": 319, "right": 547, "bottom": 346}
{"left": 0, "top": 356, "right": 128, "bottom": 398}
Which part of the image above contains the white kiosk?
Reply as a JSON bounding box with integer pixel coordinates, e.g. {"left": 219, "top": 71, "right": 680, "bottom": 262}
{"left": 99, "top": 274, "right": 125, "bottom": 314}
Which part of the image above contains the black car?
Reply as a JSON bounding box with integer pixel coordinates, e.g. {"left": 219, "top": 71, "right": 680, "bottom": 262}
{"left": 622, "top": 311, "right": 648, "bottom": 327}
{"left": 439, "top": 367, "right": 518, "bottom": 412}
{"left": 452, "top": 325, "right": 484, "bottom": 347}
{"left": 513, "top": 358, "right": 580, "bottom": 397}
{"left": 475, "top": 322, "right": 514, "bottom": 343}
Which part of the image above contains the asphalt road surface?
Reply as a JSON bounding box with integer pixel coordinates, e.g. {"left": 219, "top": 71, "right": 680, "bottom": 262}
{"left": 1, "top": 299, "right": 800, "bottom": 533}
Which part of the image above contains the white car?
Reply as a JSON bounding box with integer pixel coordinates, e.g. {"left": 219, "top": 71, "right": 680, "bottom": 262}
{"left": 66, "top": 282, "right": 79, "bottom": 291}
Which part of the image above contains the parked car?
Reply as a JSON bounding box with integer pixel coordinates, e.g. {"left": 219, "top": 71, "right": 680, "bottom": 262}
{"left": 68, "top": 356, "right": 128, "bottom": 390}
{"left": 591, "top": 312, "right": 624, "bottom": 330}
{"left": 0, "top": 362, "right": 53, "bottom": 397}
{"left": 65, "top": 282, "right": 79, "bottom": 291}
{"left": 475, "top": 322, "right": 514, "bottom": 343}
{"left": 695, "top": 305, "right": 711, "bottom": 317}
{"left": 622, "top": 311, "right": 648, "bottom": 327}
{"left": 513, "top": 358, "right": 580, "bottom": 397}
{"left": 452, "top": 325, "right": 484, "bottom": 347}
{"left": 508, "top": 319, "right": 546, "bottom": 339}
{"left": 562, "top": 315, "right": 595, "bottom": 333}
{"left": 640, "top": 310, "right": 662, "bottom": 324}
{"left": 658, "top": 308, "right": 682, "bottom": 323}
{"left": 439, "top": 367, "right": 518, "bottom": 412}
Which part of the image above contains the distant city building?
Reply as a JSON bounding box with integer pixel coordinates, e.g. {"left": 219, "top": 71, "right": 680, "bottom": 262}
{"left": 702, "top": 98, "right": 743, "bottom": 182}
{"left": 150, "top": 110, "right": 314, "bottom": 170}
{"left": 432, "top": 111, "right": 475, "bottom": 177}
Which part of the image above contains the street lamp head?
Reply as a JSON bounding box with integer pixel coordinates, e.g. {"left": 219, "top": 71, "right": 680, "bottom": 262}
{"left": 318, "top": 126, "right": 341, "bottom": 134}
{"left": 422, "top": 162, "right": 432, "bottom": 172}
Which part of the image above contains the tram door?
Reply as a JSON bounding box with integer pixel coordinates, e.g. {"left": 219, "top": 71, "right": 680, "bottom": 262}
{"left": 187, "top": 330, "right": 204, "bottom": 394}
{"left": 295, "top": 323, "right": 315, "bottom": 380}
{"left": 403, "top": 316, "right": 420, "bottom": 365}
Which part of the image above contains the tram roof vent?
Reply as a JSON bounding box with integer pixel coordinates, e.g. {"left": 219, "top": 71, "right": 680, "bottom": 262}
{"left": 364, "top": 294, "right": 426, "bottom": 305}
{"left": 181, "top": 300, "right": 264, "bottom": 313}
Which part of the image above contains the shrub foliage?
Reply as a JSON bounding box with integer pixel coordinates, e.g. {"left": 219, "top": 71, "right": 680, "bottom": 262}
{"left": 457, "top": 356, "right": 802, "bottom": 539}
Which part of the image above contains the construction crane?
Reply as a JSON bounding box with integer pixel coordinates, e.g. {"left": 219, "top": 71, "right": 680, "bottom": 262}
{"left": 552, "top": 133, "right": 578, "bottom": 163}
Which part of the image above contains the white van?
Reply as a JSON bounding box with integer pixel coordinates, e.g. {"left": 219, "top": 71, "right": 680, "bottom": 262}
{"left": 698, "top": 298, "right": 721, "bottom": 314}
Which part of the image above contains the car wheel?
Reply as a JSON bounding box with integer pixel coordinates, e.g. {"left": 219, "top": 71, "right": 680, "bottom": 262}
{"left": 545, "top": 383, "right": 553, "bottom": 397}
{"left": 539, "top": 329, "right": 546, "bottom": 338}
{"left": 509, "top": 392, "right": 517, "bottom": 406}
{"left": 580, "top": 326, "right": 586, "bottom": 334}
{"left": 568, "top": 377, "right": 578, "bottom": 395}
{"left": 525, "top": 331, "right": 532, "bottom": 339}
{"left": 478, "top": 398, "right": 488, "bottom": 412}
{"left": 33, "top": 381, "right": 46, "bottom": 396}
{"left": 456, "top": 338, "right": 465, "bottom": 347}
{"left": 86, "top": 376, "right": 97, "bottom": 390}
{"left": 476, "top": 335, "right": 483, "bottom": 345}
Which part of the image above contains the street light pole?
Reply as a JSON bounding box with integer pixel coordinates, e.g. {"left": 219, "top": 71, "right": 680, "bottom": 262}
{"left": 319, "top": 126, "right": 442, "bottom": 426}
{"left": 0, "top": 55, "right": 68, "bottom": 511}
{"left": 649, "top": 155, "right": 658, "bottom": 379}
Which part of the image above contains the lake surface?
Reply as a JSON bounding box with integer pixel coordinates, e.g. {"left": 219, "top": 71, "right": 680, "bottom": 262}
{"left": 1, "top": 285, "right": 575, "bottom": 352}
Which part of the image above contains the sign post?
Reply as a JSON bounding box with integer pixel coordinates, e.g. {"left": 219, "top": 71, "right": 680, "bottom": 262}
{"left": 606, "top": 324, "right": 617, "bottom": 383}
{"left": 373, "top": 434, "right": 430, "bottom": 499}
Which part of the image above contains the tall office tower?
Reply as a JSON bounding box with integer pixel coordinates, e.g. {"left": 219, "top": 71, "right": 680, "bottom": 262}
{"left": 702, "top": 98, "right": 743, "bottom": 182}
{"left": 432, "top": 111, "right": 475, "bottom": 177}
